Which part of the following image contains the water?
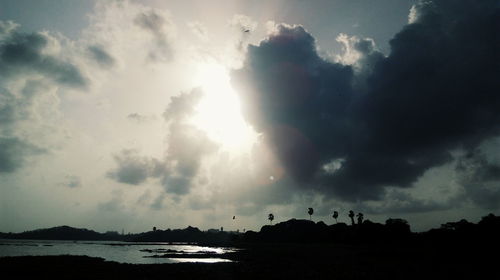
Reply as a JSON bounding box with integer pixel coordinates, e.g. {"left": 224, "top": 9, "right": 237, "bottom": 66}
{"left": 0, "top": 239, "right": 236, "bottom": 264}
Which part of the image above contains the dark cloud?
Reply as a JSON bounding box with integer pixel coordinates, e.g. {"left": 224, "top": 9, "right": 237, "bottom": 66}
{"left": 343, "top": 0, "right": 500, "bottom": 199}
{"left": 233, "top": 0, "right": 500, "bottom": 202}
{"left": 87, "top": 45, "right": 115, "bottom": 68}
{"left": 134, "top": 10, "right": 173, "bottom": 62}
{"left": 336, "top": 33, "right": 385, "bottom": 89}
{"left": 233, "top": 24, "right": 353, "bottom": 183}
{"left": 0, "top": 22, "right": 88, "bottom": 88}
{"left": 360, "top": 189, "right": 465, "bottom": 215}
{"left": 457, "top": 150, "right": 500, "bottom": 209}
{"left": 107, "top": 149, "right": 163, "bottom": 185}
{"left": 0, "top": 137, "right": 44, "bottom": 173}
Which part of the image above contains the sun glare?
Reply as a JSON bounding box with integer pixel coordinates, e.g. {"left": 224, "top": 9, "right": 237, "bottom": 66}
{"left": 191, "top": 62, "right": 257, "bottom": 152}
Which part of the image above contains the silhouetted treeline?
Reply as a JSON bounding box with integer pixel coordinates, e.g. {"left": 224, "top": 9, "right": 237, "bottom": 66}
{"left": 420, "top": 213, "right": 500, "bottom": 246}
{"left": 239, "top": 218, "right": 412, "bottom": 244}
{"left": 129, "top": 226, "right": 234, "bottom": 245}
{"left": 1, "top": 214, "right": 499, "bottom": 247}
{"left": 239, "top": 213, "right": 500, "bottom": 246}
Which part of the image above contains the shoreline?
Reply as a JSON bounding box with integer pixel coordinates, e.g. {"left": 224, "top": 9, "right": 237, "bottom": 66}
{"left": 2, "top": 242, "right": 499, "bottom": 280}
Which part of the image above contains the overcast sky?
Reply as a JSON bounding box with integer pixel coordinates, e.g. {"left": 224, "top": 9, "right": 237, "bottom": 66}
{"left": 0, "top": 0, "right": 498, "bottom": 233}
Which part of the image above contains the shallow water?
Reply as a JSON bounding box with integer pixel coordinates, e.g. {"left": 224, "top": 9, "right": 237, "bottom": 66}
{"left": 0, "top": 239, "right": 235, "bottom": 264}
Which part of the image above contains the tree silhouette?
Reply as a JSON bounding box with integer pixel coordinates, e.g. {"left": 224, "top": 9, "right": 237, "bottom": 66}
{"left": 308, "top": 208, "right": 314, "bottom": 220}
{"left": 332, "top": 211, "right": 339, "bottom": 223}
{"left": 268, "top": 213, "right": 274, "bottom": 225}
{"left": 348, "top": 210, "right": 355, "bottom": 225}
{"left": 356, "top": 212, "right": 364, "bottom": 225}
{"left": 385, "top": 218, "right": 410, "bottom": 234}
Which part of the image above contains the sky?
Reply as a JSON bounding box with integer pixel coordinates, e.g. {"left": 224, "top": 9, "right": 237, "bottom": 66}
{"left": 0, "top": 0, "right": 499, "bottom": 233}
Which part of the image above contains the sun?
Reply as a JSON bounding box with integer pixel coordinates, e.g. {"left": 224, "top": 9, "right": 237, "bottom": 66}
{"left": 190, "top": 62, "right": 257, "bottom": 152}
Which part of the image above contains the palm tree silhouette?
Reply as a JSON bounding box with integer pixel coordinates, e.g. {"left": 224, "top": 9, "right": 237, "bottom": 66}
{"left": 348, "top": 210, "right": 355, "bottom": 225}
{"left": 268, "top": 213, "right": 274, "bottom": 225}
{"left": 356, "top": 212, "right": 364, "bottom": 225}
{"left": 308, "top": 208, "right": 314, "bottom": 220}
{"left": 332, "top": 211, "right": 339, "bottom": 223}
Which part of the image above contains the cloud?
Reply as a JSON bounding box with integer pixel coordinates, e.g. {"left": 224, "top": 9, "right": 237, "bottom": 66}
{"left": 98, "top": 190, "right": 125, "bottom": 212}
{"left": 187, "top": 21, "right": 208, "bottom": 41}
{"left": 456, "top": 150, "right": 500, "bottom": 209}
{"left": 62, "top": 175, "right": 81, "bottom": 188}
{"left": 0, "top": 21, "right": 88, "bottom": 88}
{"left": 126, "top": 113, "right": 155, "bottom": 123}
{"left": 107, "top": 149, "right": 163, "bottom": 185}
{"left": 150, "top": 192, "right": 166, "bottom": 210}
{"left": 83, "top": 1, "right": 178, "bottom": 67}
{"left": 0, "top": 137, "right": 44, "bottom": 173}
{"left": 87, "top": 45, "right": 115, "bottom": 68}
{"left": 161, "top": 89, "right": 218, "bottom": 195}
{"left": 232, "top": 0, "right": 500, "bottom": 202}
{"left": 0, "top": 83, "right": 50, "bottom": 172}
{"left": 334, "top": 33, "right": 384, "bottom": 89}
{"left": 0, "top": 20, "right": 100, "bottom": 174}
{"left": 360, "top": 188, "right": 464, "bottom": 215}
{"left": 134, "top": 8, "right": 174, "bottom": 62}
{"left": 163, "top": 89, "right": 203, "bottom": 121}
{"left": 233, "top": 23, "right": 354, "bottom": 185}
{"left": 0, "top": 87, "right": 28, "bottom": 129}
{"left": 107, "top": 89, "right": 217, "bottom": 196}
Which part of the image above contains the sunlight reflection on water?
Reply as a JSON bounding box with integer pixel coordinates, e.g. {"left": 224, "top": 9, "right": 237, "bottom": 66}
{"left": 0, "top": 239, "right": 235, "bottom": 264}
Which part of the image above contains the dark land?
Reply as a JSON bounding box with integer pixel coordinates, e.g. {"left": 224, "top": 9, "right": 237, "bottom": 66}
{"left": 1, "top": 213, "right": 499, "bottom": 279}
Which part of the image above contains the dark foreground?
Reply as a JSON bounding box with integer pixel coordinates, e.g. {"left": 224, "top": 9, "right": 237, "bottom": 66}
{"left": 1, "top": 242, "right": 498, "bottom": 280}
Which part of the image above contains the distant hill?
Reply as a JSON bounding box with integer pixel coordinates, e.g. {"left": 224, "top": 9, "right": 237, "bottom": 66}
{"left": 0, "top": 225, "right": 124, "bottom": 241}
